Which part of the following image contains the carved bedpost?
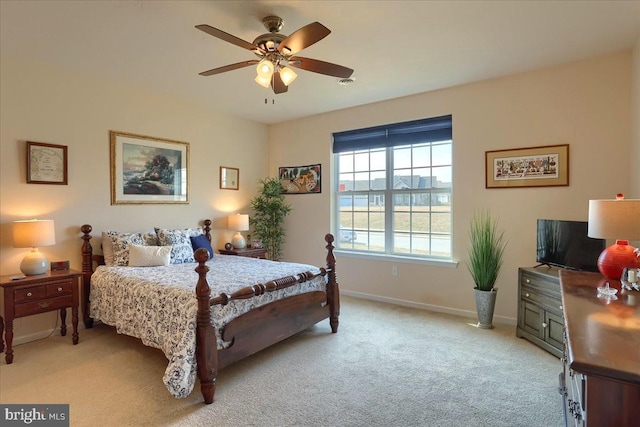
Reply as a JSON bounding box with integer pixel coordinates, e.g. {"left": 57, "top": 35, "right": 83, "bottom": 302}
{"left": 194, "top": 248, "right": 218, "bottom": 404}
{"left": 203, "top": 219, "right": 212, "bottom": 242}
{"left": 80, "top": 224, "right": 94, "bottom": 328}
{"left": 325, "top": 233, "right": 340, "bottom": 333}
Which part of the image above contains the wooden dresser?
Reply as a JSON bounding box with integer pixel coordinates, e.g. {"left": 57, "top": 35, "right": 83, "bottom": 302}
{"left": 559, "top": 270, "right": 640, "bottom": 426}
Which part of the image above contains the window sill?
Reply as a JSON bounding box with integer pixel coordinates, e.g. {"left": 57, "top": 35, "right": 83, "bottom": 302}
{"left": 333, "top": 249, "right": 459, "bottom": 268}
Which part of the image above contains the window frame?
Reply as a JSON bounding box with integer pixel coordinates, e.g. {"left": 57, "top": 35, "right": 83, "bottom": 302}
{"left": 333, "top": 116, "right": 453, "bottom": 262}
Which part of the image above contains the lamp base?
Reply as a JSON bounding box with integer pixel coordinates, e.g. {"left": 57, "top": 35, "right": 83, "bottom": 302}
{"left": 231, "top": 232, "right": 246, "bottom": 249}
{"left": 597, "top": 240, "right": 640, "bottom": 280}
{"left": 20, "top": 248, "right": 49, "bottom": 275}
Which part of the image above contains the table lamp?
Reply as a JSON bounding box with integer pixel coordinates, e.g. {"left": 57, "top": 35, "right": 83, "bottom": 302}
{"left": 13, "top": 219, "right": 56, "bottom": 275}
{"left": 588, "top": 195, "right": 640, "bottom": 280}
{"left": 228, "top": 214, "right": 249, "bottom": 249}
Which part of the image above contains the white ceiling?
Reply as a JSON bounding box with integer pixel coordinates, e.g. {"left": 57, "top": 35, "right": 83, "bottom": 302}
{"left": 2, "top": 1, "right": 639, "bottom": 125}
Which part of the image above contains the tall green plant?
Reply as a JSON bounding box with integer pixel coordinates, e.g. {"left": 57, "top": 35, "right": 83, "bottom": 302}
{"left": 467, "top": 211, "right": 507, "bottom": 291}
{"left": 250, "top": 177, "right": 292, "bottom": 261}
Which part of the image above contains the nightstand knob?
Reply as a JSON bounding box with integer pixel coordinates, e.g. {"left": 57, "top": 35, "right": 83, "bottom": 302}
{"left": 27, "top": 292, "right": 32, "bottom": 297}
{"left": 525, "top": 293, "right": 530, "bottom": 297}
{"left": 526, "top": 279, "right": 530, "bottom": 284}
{"left": 57, "top": 287, "right": 63, "bottom": 292}
{"left": 559, "top": 305, "right": 563, "bottom": 310}
{"left": 542, "top": 322, "right": 548, "bottom": 328}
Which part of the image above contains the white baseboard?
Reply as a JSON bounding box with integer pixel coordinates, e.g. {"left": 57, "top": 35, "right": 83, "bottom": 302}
{"left": 341, "top": 289, "right": 517, "bottom": 326}
{"left": 12, "top": 328, "right": 59, "bottom": 346}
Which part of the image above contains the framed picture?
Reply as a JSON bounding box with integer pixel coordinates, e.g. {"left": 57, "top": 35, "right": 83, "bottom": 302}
{"left": 110, "top": 131, "right": 190, "bottom": 204}
{"left": 485, "top": 144, "right": 569, "bottom": 189}
{"left": 220, "top": 166, "right": 239, "bottom": 190}
{"left": 27, "top": 141, "right": 68, "bottom": 185}
{"left": 278, "top": 163, "right": 321, "bottom": 194}
{"left": 251, "top": 239, "right": 263, "bottom": 249}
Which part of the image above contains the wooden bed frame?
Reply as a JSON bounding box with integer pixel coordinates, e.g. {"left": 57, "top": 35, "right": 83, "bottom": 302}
{"left": 79, "top": 220, "right": 340, "bottom": 404}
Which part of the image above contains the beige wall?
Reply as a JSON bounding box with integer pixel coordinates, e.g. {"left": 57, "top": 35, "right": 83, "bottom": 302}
{"left": 0, "top": 57, "right": 269, "bottom": 341}
{"left": 632, "top": 38, "right": 640, "bottom": 197}
{"left": 269, "top": 51, "right": 634, "bottom": 323}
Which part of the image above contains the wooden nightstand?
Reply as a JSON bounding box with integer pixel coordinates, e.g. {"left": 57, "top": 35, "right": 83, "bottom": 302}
{"left": 219, "top": 247, "right": 267, "bottom": 259}
{"left": 0, "top": 269, "right": 81, "bottom": 364}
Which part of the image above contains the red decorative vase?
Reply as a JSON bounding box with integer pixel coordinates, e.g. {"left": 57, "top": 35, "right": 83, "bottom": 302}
{"left": 597, "top": 240, "right": 640, "bottom": 280}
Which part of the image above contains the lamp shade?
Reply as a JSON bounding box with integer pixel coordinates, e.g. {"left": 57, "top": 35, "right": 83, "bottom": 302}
{"left": 228, "top": 214, "right": 249, "bottom": 231}
{"left": 588, "top": 197, "right": 640, "bottom": 280}
{"left": 588, "top": 199, "right": 640, "bottom": 240}
{"left": 13, "top": 219, "right": 56, "bottom": 248}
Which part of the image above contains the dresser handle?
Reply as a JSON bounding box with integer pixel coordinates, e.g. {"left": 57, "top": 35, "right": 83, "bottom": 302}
{"left": 525, "top": 293, "right": 530, "bottom": 297}
{"left": 27, "top": 292, "right": 32, "bottom": 297}
{"left": 526, "top": 279, "right": 530, "bottom": 283}
{"left": 38, "top": 301, "right": 51, "bottom": 309}
{"left": 542, "top": 322, "right": 548, "bottom": 328}
{"left": 57, "top": 287, "right": 63, "bottom": 292}
{"left": 559, "top": 305, "right": 563, "bottom": 310}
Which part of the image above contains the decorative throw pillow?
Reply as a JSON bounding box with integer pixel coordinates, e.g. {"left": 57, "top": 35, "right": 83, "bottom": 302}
{"left": 155, "top": 228, "right": 203, "bottom": 264}
{"left": 128, "top": 245, "right": 172, "bottom": 267}
{"left": 190, "top": 234, "right": 214, "bottom": 260}
{"left": 101, "top": 231, "right": 115, "bottom": 266}
{"left": 106, "top": 231, "right": 159, "bottom": 266}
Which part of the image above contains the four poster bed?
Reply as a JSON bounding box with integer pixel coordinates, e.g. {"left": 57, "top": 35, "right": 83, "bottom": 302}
{"left": 79, "top": 220, "right": 339, "bottom": 404}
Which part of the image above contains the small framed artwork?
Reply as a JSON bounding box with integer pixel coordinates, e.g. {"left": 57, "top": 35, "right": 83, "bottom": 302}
{"left": 110, "top": 131, "right": 190, "bottom": 204}
{"left": 252, "top": 239, "right": 263, "bottom": 249}
{"left": 485, "top": 144, "right": 569, "bottom": 189}
{"left": 220, "top": 166, "right": 239, "bottom": 190}
{"left": 27, "top": 141, "right": 68, "bottom": 185}
{"left": 278, "top": 163, "right": 321, "bottom": 194}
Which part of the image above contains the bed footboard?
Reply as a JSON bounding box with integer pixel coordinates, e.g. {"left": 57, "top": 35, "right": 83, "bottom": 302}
{"left": 193, "top": 233, "right": 339, "bottom": 404}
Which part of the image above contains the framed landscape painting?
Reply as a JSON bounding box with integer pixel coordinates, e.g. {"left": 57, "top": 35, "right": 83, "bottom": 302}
{"left": 485, "top": 144, "right": 569, "bottom": 189}
{"left": 110, "top": 131, "right": 190, "bottom": 204}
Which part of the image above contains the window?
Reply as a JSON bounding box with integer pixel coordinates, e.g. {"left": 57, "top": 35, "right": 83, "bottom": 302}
{"left": 333, "top": 115, "right": 453, "bottom": 260}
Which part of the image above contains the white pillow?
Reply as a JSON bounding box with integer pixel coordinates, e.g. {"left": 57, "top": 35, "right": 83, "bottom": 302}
{"left": 128, "top": 245, "right": 172, "bottom": 267}
{"left": 101, "top": 231, "right": 115, "bottom": 266}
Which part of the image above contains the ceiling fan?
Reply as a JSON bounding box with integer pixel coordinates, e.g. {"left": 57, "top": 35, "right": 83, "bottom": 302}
{"left": 196, "top": 16, "right": 354, "bottom": 94}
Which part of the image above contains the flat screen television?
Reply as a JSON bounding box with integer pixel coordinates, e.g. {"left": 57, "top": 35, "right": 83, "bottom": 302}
{"left": 536, "top": 219, "right": 606, "bottom": 272}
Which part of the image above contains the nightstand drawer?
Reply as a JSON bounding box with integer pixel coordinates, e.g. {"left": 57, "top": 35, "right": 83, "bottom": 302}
{"left": 14, "top": 295, "right": 74, "bottom": 317}
{"left": 14, "top": 285, "right": 47, "bottom": 302}
{"left": 45, "top": 280, "right": 73, "bottom": 297}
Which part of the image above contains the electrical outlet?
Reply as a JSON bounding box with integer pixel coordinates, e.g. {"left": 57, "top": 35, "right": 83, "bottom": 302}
{"left": 392, "top": 266, "right": 398, "bottom": 277}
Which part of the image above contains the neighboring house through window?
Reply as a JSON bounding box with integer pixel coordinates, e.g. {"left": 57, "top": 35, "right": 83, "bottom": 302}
{"left": 333, "top": 115, "right": 453, "bottom": 260}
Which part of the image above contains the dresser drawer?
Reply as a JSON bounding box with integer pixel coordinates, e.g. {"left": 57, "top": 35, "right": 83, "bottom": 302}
{"left": 521, "top": 271, "right": 561, "bottom": 298}
{"left": 521, "top": 284, "right": 563, "bottom": 314}
{"left": 14, "top": 295, "right": 74, "bottom": 318}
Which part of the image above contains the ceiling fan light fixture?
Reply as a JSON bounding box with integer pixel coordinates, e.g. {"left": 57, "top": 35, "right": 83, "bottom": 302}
{"left": 255, "top": 74, "right": 271, "bottom": 88}
{"left": 280, "top": 66, "right": 297, "bottom": 86}
{"left": 256, "top": 60, "right": 274, "bottom": 79}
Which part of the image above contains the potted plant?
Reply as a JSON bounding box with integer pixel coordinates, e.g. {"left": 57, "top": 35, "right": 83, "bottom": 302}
{"left": 249, "top": 177, "right": 292, "bottom": 261}
{"left": 466, "top": 210, "right": 507, "bottom": 329}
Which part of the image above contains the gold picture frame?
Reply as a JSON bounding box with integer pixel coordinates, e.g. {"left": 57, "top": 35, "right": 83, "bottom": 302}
{"left": 110, "top": 131, "right": 190, "bottom": 204}
{"left": 485, "top": 144, "right": 569, "bottom": 189}
{"left": 27, "top": 141, "right": 68, "bottom": 185}
{"left": 220, "top": 166, "right": 239, "bottom": 190}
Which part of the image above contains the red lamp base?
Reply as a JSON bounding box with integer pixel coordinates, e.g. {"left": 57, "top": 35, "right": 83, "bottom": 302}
{"left": 597, "top": 240, "right": 640, "bottom": 280}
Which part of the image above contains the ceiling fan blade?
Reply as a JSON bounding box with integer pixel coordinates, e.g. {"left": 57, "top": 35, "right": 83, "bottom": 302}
{"left": 271, "top": 72, "right": 288, "bottom": 94}
{"left": 199, "top": 60, "right": 259, "bottom": 76}
{"left": 196, "top": 24, "right": 259, "bottom": 52}
{"left": 278, "top": 22, "right": 330, "bottom": 56}
{"left": 288, "top": 56, "right": 354, "bottom": 79}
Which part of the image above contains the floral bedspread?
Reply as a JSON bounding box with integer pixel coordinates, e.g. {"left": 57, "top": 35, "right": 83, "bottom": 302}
{"left": 90, "top": 254, "right": 326, "bottom": 398}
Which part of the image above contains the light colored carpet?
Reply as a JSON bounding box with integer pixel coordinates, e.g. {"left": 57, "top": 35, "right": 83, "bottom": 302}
{"left": 0, "top": 296, "right": 563, "bottom": 427}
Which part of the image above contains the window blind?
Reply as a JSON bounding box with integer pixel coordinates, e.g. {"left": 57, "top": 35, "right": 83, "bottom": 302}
{"left": 332, "top": 115, "right": 452, "bottom": 153}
